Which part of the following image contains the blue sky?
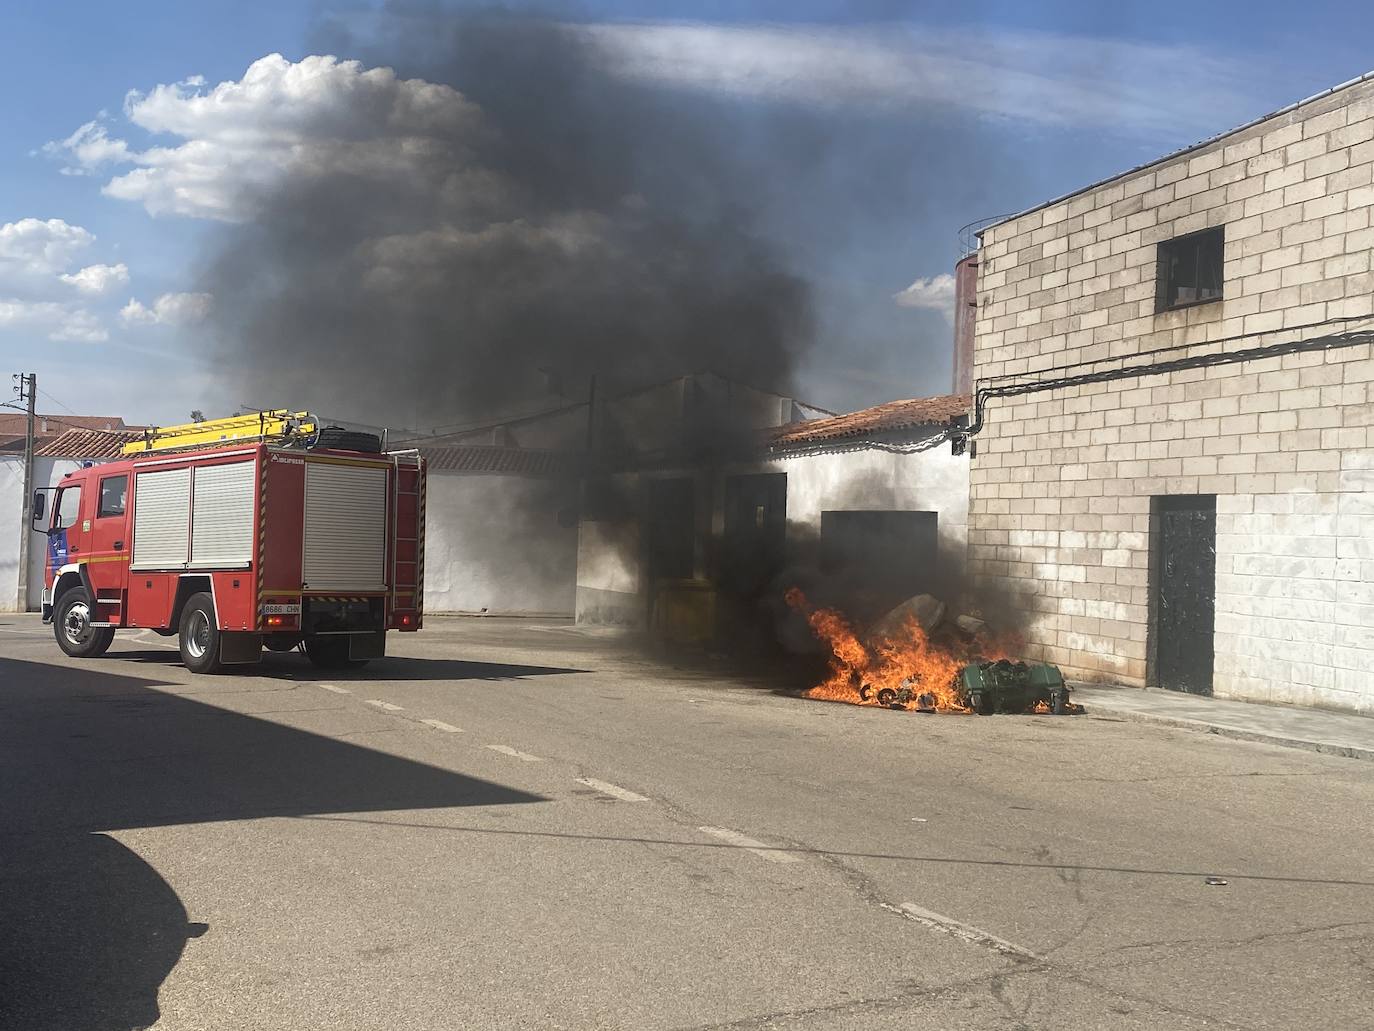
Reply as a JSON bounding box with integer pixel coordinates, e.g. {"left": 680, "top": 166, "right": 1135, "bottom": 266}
{"left": 3, "top": 0, "right": 1374, "bottom": 427}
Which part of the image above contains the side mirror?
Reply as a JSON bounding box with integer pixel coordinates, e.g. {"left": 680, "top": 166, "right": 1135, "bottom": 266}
{"left": 31, "top": 491, "right": 46, "bottom": 526}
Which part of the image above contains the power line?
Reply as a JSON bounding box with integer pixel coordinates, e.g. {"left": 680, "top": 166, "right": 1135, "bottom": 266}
{"left": 944, "top": 324, "right": 1374, "bottom": 452}
{"left": 36, "top": 386, "right": 76, "bottom": 414}
{"left": 982, "top": 313, "right": 1372, "bottom": 385}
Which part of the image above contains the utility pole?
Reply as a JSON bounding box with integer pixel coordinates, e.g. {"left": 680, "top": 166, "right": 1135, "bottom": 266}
{"left": 14, "top": 373, "right": 36, "bottom": 612}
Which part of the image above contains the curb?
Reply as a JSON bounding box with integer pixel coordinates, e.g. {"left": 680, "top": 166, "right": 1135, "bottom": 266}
{"left": 1081, "top": 703, "right": 1374, "bottom": 762}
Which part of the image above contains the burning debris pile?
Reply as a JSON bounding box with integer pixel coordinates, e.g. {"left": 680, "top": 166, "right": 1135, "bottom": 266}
{"left": 784, "top": 588, "right": 1078, "bottom": 716}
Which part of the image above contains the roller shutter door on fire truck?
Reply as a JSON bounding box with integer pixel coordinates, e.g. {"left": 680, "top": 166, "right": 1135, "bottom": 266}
{"left": 132, "top": 467, "right": 191, "bottom": 570}
{"left": 189, "top": 462, "right": 255, "bottom": 568}
{"left": 302, "top": 462, "right": 388, "bottom": 591}
{"left": 134, "top": 462, "right": 256, "bottom": 570}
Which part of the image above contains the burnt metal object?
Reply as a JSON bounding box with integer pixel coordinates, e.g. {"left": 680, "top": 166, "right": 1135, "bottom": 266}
{"left": 959, "top": 660, "right": 1069, "bottom": 715}
{"left": 864, "top": 679, "right": 937, "bottom": 711}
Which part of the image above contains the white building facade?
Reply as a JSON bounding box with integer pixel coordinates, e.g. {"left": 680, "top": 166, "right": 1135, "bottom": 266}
{"left": 2, "top": 456, "right": 94, "bottom": 612}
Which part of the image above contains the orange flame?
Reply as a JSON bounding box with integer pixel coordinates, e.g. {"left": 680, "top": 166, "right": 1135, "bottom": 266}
{"left": 785, "top": 587, "right": 1016, "bottom": 713}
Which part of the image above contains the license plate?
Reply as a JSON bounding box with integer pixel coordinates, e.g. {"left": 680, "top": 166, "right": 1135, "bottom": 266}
{"left": 262, "top": 603, "right": 301, "bottom": 615}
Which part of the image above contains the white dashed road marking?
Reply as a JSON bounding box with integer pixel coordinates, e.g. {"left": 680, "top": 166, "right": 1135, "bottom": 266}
{"left": 319, "top": 684, "right": 351, "bottom": 695}
{"left": 890, "top": 902, "right": 1044, "bottom": 961}
{"left": 365, "top": 699, "right": 404, "bottom": 712}
{"left": 575, "top": 777, "right": 648, "bottom": 802}
{"left": 697, "top": 826, "right": 802, "bottom": 864}
{"left": 486, "top": 745, "right": 543, "bottom": 762}
{"left": 421, "top": 719, "right": 463, "bottom": 733}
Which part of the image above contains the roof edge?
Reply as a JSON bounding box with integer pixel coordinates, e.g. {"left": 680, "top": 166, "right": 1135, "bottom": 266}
{"left": 979, "top": 69, "right": 1374, "bottom": 239}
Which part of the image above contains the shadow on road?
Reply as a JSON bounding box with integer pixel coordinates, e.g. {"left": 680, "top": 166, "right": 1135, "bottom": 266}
{"left": 2, "top": 833, "right": 206, "bottom": 1031}
{"left": 110, "top": 647, "right": 589, "bottom": 683}
{"left": 0, "top": 656, "right": 543, "bottom": 1030}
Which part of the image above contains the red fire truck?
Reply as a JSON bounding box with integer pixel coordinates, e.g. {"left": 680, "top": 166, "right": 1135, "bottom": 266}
{"left": 31, "top": 411, "right": 425, "bottom": 673}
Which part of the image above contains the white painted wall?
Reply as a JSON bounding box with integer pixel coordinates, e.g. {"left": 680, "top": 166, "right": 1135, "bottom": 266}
{"left": 0, "top": 456, "right": 21, "bottom": 612}
{"left": 1, "top": 456, "right": 87, "bottom": 612}
{"left": 572, "top": 446, "right": 971, "bottom": 626}
{"left": 423, "top": 471, "right": 577, "bottom": 617}
{"left": 770, "top": 446, "right": 970, "bottom": 585}
{"left": 1214, "top": 465, "right": 1374, "bottom": 713}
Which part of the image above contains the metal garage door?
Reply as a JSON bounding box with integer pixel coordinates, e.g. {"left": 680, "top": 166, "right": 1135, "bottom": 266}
{"left": 303, "top": 462, "right": 388, "bottom": 591}
{"left": 190, "top": 461, "right": 255, "bottom": 568}
{"left": 132, "top": 467, "right": 191, "bottom": 570}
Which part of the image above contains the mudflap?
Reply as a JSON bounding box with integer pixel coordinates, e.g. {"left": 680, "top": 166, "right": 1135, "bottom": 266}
{"left": 349, "top": 631, "right": 386, "bottom": 662}
{"left": 220, "top": 632, "right": 264, "bottom": 665}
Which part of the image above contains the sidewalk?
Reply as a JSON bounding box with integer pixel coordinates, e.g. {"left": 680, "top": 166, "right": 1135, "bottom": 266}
{"left": 1072, "top": 684, "right": 1374, "bottom": 761}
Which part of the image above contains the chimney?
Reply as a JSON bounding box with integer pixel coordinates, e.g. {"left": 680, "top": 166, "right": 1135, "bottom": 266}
{"left": 952, "top": 253, "right": 978, "bottom": 395}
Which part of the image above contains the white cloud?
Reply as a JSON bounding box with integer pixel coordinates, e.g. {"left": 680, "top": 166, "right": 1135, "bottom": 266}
{"left": 0, "top": 300, "right": 108, "bottom": 342}
{"left": 50, "top": 308, "right": 109, "bottom": 342}
{"left": 893, "top": 273, "right": 956, "bottom": 318}
{"left": 0, "top": 219, "right": 117, "bottom": 343}
{"left": 47, "top": 54, "right": 480, "bottom": 221}
{"left": 42, "top": 27, "right": 1268, "bottom": 231}
{"left": 580, "top": 21, "right": 1262, "bottom": 136}
{"left": 60, "top": 262, "right": 130, "bottom": 294}
{"left": 0, "top": 218, "right": 95, "bottom": 276}
{"left": 121, "top": 291, "right": 213, "bottom": 326}
{"left": 40, "top": 120, "right": 132, "bottom": 175}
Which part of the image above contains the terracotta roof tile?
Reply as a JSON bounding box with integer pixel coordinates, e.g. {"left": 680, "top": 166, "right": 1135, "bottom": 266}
{"left": 34, "top": 428, "right": 144, "bottom": 459}
{"left": 770, "top": 394, "right": 970, "bottom": 450}
{"left": 0, "top": 414, "right": 131, "bottom": 438}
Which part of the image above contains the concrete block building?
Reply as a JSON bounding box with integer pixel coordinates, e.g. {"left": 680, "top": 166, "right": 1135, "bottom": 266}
{"left": 968, "top": 72, "right": 1374, "bottom": 712}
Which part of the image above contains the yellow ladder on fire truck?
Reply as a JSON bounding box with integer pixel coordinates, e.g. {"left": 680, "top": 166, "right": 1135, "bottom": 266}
{"left": 121, "top": 410, "right": 319, "bottom": 455}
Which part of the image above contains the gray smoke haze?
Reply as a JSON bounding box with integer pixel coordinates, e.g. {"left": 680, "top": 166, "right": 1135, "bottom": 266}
{"left": 204, "top": 8, "right": 820, "bottom": 430}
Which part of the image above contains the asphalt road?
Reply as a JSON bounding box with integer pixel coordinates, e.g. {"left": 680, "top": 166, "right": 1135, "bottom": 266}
{"left": 2, "top": 614, "right": 1372, "bottom": 1030}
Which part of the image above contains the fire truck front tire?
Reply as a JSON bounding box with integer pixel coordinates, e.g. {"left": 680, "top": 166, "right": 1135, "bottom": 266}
{"left": 54, "top": 587, "right": 116, "bottom": 658}
{"left": 179, "top": 593, "right": 223, "bottom": 674}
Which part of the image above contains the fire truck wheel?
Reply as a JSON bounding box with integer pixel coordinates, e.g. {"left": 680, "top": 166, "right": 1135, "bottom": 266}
{"left": 304, "top": 635, "right": 367, "bottom": 669}
{"left": 54, "top": 587, "right": 116, "bottom": 658}
{"left": 179, "top": 593, "right": 223, "bottom": 674}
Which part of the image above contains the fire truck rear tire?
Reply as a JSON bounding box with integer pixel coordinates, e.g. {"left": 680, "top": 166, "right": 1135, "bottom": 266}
{"left": 179, "top": 593, "right": 223, "bottom": 674}
{"left": 54, "top": 587, "right": 116, "bottom": 658}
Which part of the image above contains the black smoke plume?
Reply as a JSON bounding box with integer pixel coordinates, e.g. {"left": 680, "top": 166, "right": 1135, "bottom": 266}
{"left": 204, "top": 8, "right": 816, "bottom": 430}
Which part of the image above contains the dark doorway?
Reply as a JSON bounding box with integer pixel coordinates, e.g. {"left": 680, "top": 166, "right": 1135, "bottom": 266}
{"left": 1150, "top": 495, "right": 1217, "bottom": 695}
{"left": 820, "top": 510, "right": 939, "bottom": 622}
{"left": 721, "top": 473, "right": 787, "bottom": 598}
{"left": 646, "top": 477, "right": 696, "bottom": 581}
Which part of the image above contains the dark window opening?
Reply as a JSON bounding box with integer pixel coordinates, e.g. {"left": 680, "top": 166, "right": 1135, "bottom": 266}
{"left": 646, "top": 478, "right": 696, "bottom": 581}
{"left": 98, "top": 475, "right": 128, "bottom": 518}
{"left": 1156, "top": 226, "right": 1224, "bottom": 311}
{"left": 720, "top": 473, "right": 787, "bottom": 597}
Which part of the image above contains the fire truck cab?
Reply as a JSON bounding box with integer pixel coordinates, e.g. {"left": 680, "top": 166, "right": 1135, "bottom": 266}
{"left": 31, "top": 411, "right": 425, "bottom": 674}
